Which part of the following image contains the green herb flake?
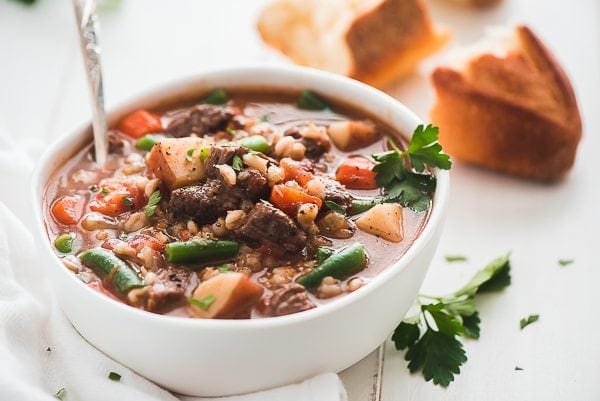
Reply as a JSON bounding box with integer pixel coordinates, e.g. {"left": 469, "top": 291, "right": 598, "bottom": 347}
{"left": 445, "top": 255, "right": 468, "bottom": 263}
{"left": 145, "top": 190, "right": 161, "bottom": 217}
{"left": 186, "top": 148, "right": 195, "bottom": 162}
{"left": 232, "top": 155, "right": 244, "bottom": 172}
{"left": 217, "top": 263, "right": 232, "bottom": 273}
{"left": 199, "top": 147, "right": 211, "bottom": 162}
{"left": 101, "top": 187, "right": 109, "bottom": 195}
{"left": 298, "top": 90, "right": 330, "bottom": 111}
{"left": 54, "top": 387, "right": 67, "bottom": 400}
{"left": 260, "top": 115, "right": 269, "bottom": 122}
{"left": 108, "top": 371, "right": 122, "bottom": 381}
{"left": 188, "top": 294, "right": 216, "bottom": 311}
{"left": 89, "top": 185, "right": 99, "bottom": 192}
{"left": 324, "top": 200, "right": 346, "bottom": 215}
{"left": 519, "top": 314, "right": 539, "bottom": 330}
{"left": 392, "top": 253, "right": 512, "bottom": 387}
{"left": 204, "top": 88, "right": 228, "bottom": 105}
{"left": 46, "top": 347, "right": 51, "bottom": 352}
{"left": 515, "top": 366, "right": 524, "bottom": 371}
{"left": 558, "top": 259, "right": 574, "bottom": 267}
{"left": 122, "top": 197, "right": 134, "bottom": 207}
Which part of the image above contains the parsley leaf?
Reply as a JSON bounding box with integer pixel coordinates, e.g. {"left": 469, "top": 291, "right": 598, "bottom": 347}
{"left": 445, "top": 255, "right": 468, "bottom": 263}
{"left": 405, "top": 330, "right": 467, "bottom": 387}
{"left": 122, "top": 197, "right": 134, "bottom": 207}
{"left": 558, "top": 259, "right": 574, "bottom": 266}
{"left": 188, "top": 294, "right": 216, "bottom": 311}
{"left": 108, "top": 371, "right": 121, "bottom": 381}
{"left": 406, "top": 125, "right": 452, "bottom": 172}
{"left": 144, "top": 190, "right": 161, "bottom": 217}
{"left": 392, "top": 253, "right": 511, "bottom": 387}
{"left": 454, "top": 254, "right": 511, "bottom": 297}
{"left": 515, "top": 366, "right": 524, "bottom": 371}
{"left": 519, "top": 314, "right": 539, "bottom": 330}
{"left": 324, "top": 200, "right": 346, "bottom": 215}
{"left": 372, "top": 124, "right": 449, "bottom": 212}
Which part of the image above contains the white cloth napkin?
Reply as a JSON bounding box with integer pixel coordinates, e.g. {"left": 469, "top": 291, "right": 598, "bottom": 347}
{"left": 0, "top": 132, "right": 347, "bottom": 401}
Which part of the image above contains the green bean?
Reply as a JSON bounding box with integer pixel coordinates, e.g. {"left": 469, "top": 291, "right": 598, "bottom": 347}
{"left": 54, "top": 233, "right": 74, "bottom": 253}
{"left": 80, "top": 248, "right": 143, "bottom": 294}
{"left": 297, "top": 243, "right": 367, "bottom": 287}
{"left": 237, "top": 135, "right": 270, "bottom": 153}
{"left": 297, "top": 90, "right": 330, "bottom": 111}
{"left": 316, "top": 247, "right": 334, "bottom": 264}
{"left": 135, "top": 135, "right": 157, "bottom": 151}
{"left": 204, "top": 89, "right": 228, "bottom": 105}
{"left": 165, "top": 239, "right": 239, "bottom": 264}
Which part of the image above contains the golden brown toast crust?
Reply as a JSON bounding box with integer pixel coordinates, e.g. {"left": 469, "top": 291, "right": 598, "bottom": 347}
{"left": 431, "top": 26, "right": 582, "bottom": 181}
{"left": 257, "top": 0, "right": 447, "bottom": 87}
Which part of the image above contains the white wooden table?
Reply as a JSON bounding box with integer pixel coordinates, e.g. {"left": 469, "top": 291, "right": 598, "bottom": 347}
{"left": 1, "top": 1, "right": 598, "bottom": 399}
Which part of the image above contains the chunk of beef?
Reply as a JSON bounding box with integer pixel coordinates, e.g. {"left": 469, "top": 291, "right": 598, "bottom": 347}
{"left": 165, "top": 105, "right": 235, "bottom": 137}
{"left": 320, "top": 175, "right": 353, "bottom": 212}
{"left": 260, "top": 283, "right": 315, "bottom": 317}
{"left": 284, "top": 127, "right": 331, "bottom": 160}
{"left": 169, "top": 179, "right": 245, "bottom": 224}
{"left": 204, "top": 146, "right": 247, "bottom": 178}
{"left": 107, "top": 132, "right": 125, "bottom": 154}
{"left": 236, "top": 168, "right": 268, "bottom": 199}
{"left": 144, "top": 268, "right": 191, "bottom": 312}
{"left": 234, "top": 203, "right": 307, "bottom": 253}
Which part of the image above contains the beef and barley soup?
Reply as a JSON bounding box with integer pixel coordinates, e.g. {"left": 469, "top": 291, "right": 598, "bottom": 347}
{"left": 44, "top": 89, "right": 442, "bottom": 319}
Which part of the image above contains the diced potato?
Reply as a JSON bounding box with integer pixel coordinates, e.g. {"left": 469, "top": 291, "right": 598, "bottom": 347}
{"left": 355, "top": 204, "right": 404, "bottom": 243}
{"left": 147, "top": 137, "right": 211, "bottom": 189}
{"left": 189, "top": 272, "right": 264, "bottom": 319}
{"left": 327, "top": 120, "right": 379, "bottom": 151}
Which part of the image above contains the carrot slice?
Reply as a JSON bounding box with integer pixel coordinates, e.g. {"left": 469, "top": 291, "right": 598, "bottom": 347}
{"left": 270, "top": 184, "right": 322, "bottom": 215}
{"left": 89, "top": 182, "right": 143, "bottom": 217}
{"left": 336, "top": 157, "right": 378, "bottom": 189}
{"left": 128, "top": 234, "right": 165, "bottom": 252}
{"left": 280, "top": 158, "right": 314, "bottom": 186}
{"left": 51, "top": 195, "right": 84, "bottom": 226}
{"left": 118, "top": 109, "right": 163, "bottom": 138}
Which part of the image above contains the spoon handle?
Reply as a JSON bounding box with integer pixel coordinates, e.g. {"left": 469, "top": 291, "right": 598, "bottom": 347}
{"left": 73, "top": 0, "right": 108, "bottom": 166}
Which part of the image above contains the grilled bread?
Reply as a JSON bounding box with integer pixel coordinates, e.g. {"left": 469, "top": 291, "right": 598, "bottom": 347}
{"left": 431, "top": 26, "right": 582, "bottom": 181}
{"left": 257, "top": 0, "right": 448, "bottom": 87}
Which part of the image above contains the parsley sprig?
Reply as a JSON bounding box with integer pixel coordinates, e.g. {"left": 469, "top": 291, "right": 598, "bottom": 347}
{"left": 372, "top": 124, "right": 451, "bottom": 212}
{"left": 392, "top": 254, "right": 511, "bottom": 387}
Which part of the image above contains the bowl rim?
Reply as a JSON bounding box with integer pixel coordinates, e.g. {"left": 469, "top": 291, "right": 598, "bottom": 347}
{"left": 31, "top": 64, "right": 449, "bottom": 330}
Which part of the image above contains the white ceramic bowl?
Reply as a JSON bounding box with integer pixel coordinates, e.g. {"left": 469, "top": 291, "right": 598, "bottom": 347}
{"left": 32, "top": 66, "right": 449, "bottom": 396}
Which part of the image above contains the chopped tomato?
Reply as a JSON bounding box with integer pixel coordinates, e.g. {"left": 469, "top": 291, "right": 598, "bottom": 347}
{"left": 270, "top": 184, "right": 322, "bottom": 215}
{"left": 89, "top": 182, "right": 143, "bottom": 217}
{"left": 280, "top": 158, "right": 314, "bottom": 186}
{"left": 88, "top": 281, "right": 120, "bottom": 301}
{"left": 128, "top": 234, "right": 165, "bottom": 253}
{"left": 51, "top": 195, "right": 85, "bottom": 226}
{"left": 336, "top": 157, "right": 378, "bottom": 189}
{"left": 118, "top": 109, "right": 163, "bottom": 138}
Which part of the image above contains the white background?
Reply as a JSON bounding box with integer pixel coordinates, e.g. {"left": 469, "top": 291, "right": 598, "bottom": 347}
{"left": 0, "top": 0, "right": 599, "bottom": 400}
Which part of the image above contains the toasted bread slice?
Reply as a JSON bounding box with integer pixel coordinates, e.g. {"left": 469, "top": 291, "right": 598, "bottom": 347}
{"left": 431, "top": 25, "right": 582, "bottom": 181}
{"left": 257, "top": 0, "right": 448, "bottom": 87}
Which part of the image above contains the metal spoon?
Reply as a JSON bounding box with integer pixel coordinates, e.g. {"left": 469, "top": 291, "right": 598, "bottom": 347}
{"left": 73, "top": 0, "right": 108, "bottom": 166}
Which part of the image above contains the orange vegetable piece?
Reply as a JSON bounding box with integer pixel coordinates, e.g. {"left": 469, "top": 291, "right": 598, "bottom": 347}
{"left": 270, "top": 184, "right": 322, "bottom": 215}
{"left": 280, "top": 158, "right": 314, "bottom": 186}
{"left": 128, "top": 234, "right": 165, "bottom": 253}
{"left": 189, "top": 272, "right": 264, "bottom": 319}
{"left": 89, "top": 182, "right": 143, "bottom": 217}
{"left": 336, "top": 157, "right": 378, "bottom": 189}
{"left": 118, "top": 109, "right": 163, "bottom": 138}
{"left": 51, "top": 195, "right": 84, "bottom": 226}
